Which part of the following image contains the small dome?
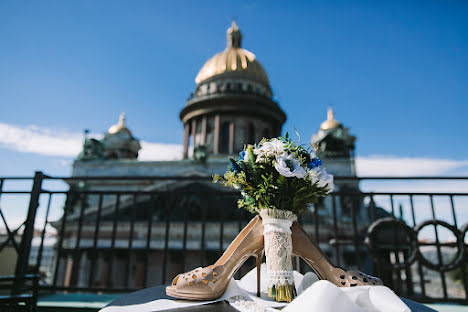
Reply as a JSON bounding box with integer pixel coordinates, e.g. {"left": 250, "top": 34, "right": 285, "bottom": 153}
{"left": 320, "top": 108, "right": 341, "bottom": 130}
{"left": 108, "top": 113, "right": 132, "bottom": 136}
{"left": 194, "top": 22, "right": 270, "bottom": 87}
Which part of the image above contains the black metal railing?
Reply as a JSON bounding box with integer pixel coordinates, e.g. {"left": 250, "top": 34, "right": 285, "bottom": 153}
{"left": 0, "top": 172, "right": 467, "bottom": 305}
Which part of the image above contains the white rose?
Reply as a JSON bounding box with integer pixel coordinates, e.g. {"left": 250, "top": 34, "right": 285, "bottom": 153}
{"left": 274, "top": 153, "right": 306, "bottom": 179}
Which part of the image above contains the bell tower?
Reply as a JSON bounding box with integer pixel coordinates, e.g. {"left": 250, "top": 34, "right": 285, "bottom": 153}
{"left": 311, "top": 107, "right": 357, "bottom": 177}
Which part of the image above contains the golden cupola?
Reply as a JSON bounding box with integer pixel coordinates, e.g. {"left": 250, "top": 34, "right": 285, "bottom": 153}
{"left": 320, "top": 108, "right": 341, "bottom": 130}
{"left": 194, "top": 21, "right": 270, "bottom": 88}
{"left": 104, "top": 113, "right": 141, "bottom": 159}
{"left": 108, "top": 113, "right": 133, "bottom": 136}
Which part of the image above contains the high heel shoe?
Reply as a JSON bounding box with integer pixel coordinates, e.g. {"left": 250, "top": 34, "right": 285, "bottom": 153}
{"left": 166, "top": 216, "right": 264, "bottom": 300}
{"left": 291, "top": 222, "right": 383, "bottom": 287}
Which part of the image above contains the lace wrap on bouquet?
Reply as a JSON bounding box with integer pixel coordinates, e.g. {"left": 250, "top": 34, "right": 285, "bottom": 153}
{"left": 260, "top": 209, "right": 297, "bottom": 302}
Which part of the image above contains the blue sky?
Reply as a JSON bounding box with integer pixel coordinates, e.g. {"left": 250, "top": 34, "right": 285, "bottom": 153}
{"left": 0, "top": 0, "right": 467, "bottom": 177}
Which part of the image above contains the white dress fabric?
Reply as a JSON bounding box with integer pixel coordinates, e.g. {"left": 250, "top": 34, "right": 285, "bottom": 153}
{"left": 100, "top": 265, "right": 433, "bottom": 312}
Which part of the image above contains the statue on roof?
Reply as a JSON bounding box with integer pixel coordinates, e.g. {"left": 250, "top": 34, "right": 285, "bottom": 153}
{"left": 77, "top": 130, "right": 105, "bottom": 160}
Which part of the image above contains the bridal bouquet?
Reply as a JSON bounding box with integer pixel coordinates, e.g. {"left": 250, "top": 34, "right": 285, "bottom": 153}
{"left": 214, "top": 135, "right": 334, "bottom": 302}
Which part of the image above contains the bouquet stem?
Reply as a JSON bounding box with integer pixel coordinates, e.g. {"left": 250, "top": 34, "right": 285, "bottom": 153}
{"left": 260, "top": 209, "right": 297, "bottom": 302}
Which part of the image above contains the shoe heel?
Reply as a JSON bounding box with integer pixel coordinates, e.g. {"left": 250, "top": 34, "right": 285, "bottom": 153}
{"left": 254, "top": 249, "right": 263, "bottom": 297}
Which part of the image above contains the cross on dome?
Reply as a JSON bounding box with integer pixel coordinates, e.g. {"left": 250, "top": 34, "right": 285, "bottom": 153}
{"left": 227, "top": 21, "right": 242, "bottom": 48}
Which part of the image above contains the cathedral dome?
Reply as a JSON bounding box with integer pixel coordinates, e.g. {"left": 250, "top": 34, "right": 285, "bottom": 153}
{"left": 180, "top": 22, "right": 286, "bottom": 159}
{"left": 194, "top": 22, "right": 270, "bottom": 87}
{"left": 108, "top": 113, "right": 132, "bottom": 136}
{"left": 320, "top": 108, "right": 341, "bottom": 130}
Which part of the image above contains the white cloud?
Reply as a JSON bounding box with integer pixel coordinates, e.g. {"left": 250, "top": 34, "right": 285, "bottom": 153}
{"left": 355, "top": 155, "right": 468, "bottom": 176}
{"left": 0, "top": 122, "right": 183, "bottom": 161}
{"left": 139, "top": 141, "right": 183, "bottom": 161}
{"left": 0, "top": 122, "right": 83, "bottom": 157}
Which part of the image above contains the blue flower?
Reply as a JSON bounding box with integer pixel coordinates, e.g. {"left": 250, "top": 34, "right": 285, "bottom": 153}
{"left": 238, "top": 150, "right": 246, "bottom": 161}
{"left": 307, "top": 157, "right": 322, "bottom": 169}
{"left": 316, "top": 158, "right": 322, "bottom": 166}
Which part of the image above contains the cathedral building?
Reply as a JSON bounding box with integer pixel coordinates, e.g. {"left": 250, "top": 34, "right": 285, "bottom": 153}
{"left": 53, "top": 22, "right": 371, "bottom": 290}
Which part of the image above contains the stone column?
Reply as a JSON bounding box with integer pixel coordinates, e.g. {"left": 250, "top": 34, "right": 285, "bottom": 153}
{"left": 191, "top": 119, "right": 197, "bottom": 147}
{"left": 63, "top": 255, "right": 73, "bottom": 287}
{"left": 201, "top": 116, "right": 207, "bottom": 144}
{"left": 69, "top": 252, "right": 83, "bottom": 287}
{"left": 134, "top": 254, "right": 145, "bottom": 289}
{"left": 183, "top": 123, "right": 189, "bottom": 159}
{"left": 229, "top": 121, "right": 235, "bottom": 154}
{"left": 214, "top": 114, "right": 220, "bottom": 154}
{"left": 78, "top": 252, "right": 89, "bottom": 287}
{"left": 100, "top": 255, "right": 110, "bottom": 288}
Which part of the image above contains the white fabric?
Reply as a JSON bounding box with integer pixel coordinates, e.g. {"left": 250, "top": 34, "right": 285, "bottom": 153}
{"left": 282, "top": 280, "right": 363, "bottom": 312}
{"left": 100, "top": 265, "right": 416, "bottom": 312}
{"left": 283, "top": 281, "right": 410, "bottom": 312}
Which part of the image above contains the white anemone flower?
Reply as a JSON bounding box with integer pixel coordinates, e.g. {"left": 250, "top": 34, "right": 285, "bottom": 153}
{"left": 274, "top": 153, "right": 307, "bottom": 179}
{"left": 309, "top": 167, "right": 334, "bottom": 192}
{"left": 308, "top": 168, "right": 320, "bottom": 185}
{"left": 254, "top": 138, "right": 285, "bottom": 163}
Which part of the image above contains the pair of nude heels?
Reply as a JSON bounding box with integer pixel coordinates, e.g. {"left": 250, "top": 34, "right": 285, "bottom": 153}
{"left": 166, "top": 216, "right": 382, "bottom": 300}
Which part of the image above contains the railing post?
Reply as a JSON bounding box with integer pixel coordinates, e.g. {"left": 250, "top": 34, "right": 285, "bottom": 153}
{"left": 14, "top": 171, "right": 43, "bottom": 292}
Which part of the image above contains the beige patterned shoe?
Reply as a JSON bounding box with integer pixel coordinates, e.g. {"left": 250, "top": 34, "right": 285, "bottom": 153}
{"left": 166, "top": 216, "right": 264, "bottom": 300}
{"left": 291, "top": 222, "right": 383, "bottom": 287}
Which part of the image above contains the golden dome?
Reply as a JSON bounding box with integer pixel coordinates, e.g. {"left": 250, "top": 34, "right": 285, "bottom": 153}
{"left": 320, "top": 107, "right": 341, "bottom": 130}
{"left": 194, "top": 22, "right": 270, "bottom": 86}
{"left": 108, "top": 113, "right": 132, "bottom": 136}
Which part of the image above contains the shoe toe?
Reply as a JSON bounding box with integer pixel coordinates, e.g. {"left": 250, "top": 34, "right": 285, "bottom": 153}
{"left": 170, "top": 267, "right": 220, "bottom": 291}
{"left": 337, "top": 270, "right": 383, "bottom": 287}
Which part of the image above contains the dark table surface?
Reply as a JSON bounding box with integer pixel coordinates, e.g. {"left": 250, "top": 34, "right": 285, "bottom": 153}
{"left": 105, "top": 285, "right": 239, "bottom": 312}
